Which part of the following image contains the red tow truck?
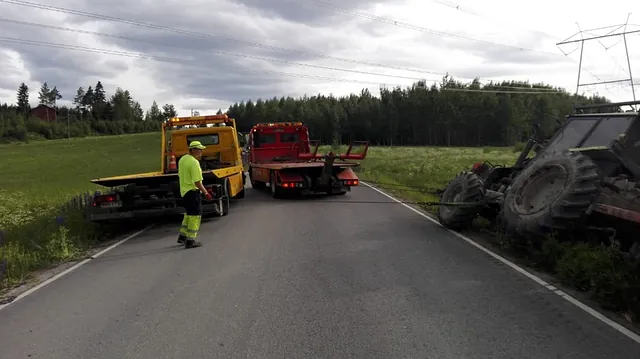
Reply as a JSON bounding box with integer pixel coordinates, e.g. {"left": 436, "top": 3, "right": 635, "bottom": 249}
{"left": 247, "top": 121, "right": 369, "bottom": 197}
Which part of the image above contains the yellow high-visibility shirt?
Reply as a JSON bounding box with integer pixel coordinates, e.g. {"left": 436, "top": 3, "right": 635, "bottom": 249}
{"left": 178, "top": 154, "right": 203, "bottom": 197}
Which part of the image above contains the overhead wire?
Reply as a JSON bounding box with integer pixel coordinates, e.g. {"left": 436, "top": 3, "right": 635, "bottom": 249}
{"left": 0, "top": 0, "right": 614, "bottom": 97}
{"left": 300, "top": 0, "right": 567, "bottom": 57}
{"left": 0, "top": 0, "right": 605, "bottom": 86}
{"left": 0, "top": 18, "right": 435, "bottom": 83}
{"left": 0, "top": 0, "right": 445, "bottom": 77}
{"left": 0, "top": 35, "right": 573, "bottom": 95}
{"left": 301, "top": 0, "right": 614, "bottom": 89}
{"left": 0, "top": 36, "right": 412, "bottom": 87}
{"left": 0, "top": 18, "right": 573, "bottom": 94}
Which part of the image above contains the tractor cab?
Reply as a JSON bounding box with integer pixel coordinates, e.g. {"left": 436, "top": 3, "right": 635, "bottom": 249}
{"left": 248, "top": 122, "right": 312, "bottom": 164}
{"left": 539, "top": 102, "right": 640, "bottom": 178}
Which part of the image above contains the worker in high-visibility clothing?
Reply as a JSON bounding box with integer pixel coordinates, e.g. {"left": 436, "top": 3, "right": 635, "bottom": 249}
{"left": 177, "top": 140, "right": 213, "bottom": 248}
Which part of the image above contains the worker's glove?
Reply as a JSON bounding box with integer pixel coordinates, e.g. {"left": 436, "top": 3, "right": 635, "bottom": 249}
{"left": 205, "top": 192, "right": 213, "bottom": 201}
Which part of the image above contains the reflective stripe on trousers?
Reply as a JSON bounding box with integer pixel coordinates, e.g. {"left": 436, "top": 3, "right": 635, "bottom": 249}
{"left": 179, "top": 214, "right": 201, "bottom": 239}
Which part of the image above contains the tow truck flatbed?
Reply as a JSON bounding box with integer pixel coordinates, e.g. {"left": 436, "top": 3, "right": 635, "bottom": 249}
{"left": 249, "top": 161, "right": 360, "bottom": 170}
{"left": 90, "top": 166, "right": 243, "bottom": 188}
{"left": 246, "top": 121, "right": 368, "bottom": 197}
{"left": 88, "top": 114, "right": 246, "bottom": 222}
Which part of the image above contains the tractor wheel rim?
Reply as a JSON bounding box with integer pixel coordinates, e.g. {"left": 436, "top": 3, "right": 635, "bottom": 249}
{"left": 514, "top": 164, "right": 567, "bottom": 215}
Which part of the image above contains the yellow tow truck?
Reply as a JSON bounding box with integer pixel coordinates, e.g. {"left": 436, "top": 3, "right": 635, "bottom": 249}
{"left": 89, "top": 114, "right": 246, "bottom": 221}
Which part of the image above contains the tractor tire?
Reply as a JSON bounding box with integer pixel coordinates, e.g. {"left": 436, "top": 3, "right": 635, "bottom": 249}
{"left": 437, "top": 171, "right": 486, "bottom": 231}
{"left": 502, "top": 151, "right": 601, "bottom": 235}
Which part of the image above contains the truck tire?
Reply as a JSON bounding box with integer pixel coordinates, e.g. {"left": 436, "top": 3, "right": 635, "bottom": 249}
{"left": 234, "top": 173, "right": 245, "bottom": 199}
{"left": 249, "top": 167, "right": 265, "bottom": 190}
{"left": 220, "top": 178, "right": 231, "bottom": 216}
{"left": 235, "top": 188, "right": 245, "bottom": 199}
{"left": 270, "top": 171, "right": 281, "bottom": 198}
{"left": 437, "top": 171, "right": 486, "bottom": 230}
{"left": 501, "top": 151, "right": 601, "bottom": 235}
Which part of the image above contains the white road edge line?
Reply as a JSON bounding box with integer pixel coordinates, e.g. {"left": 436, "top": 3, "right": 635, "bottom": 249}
{"left": 0, "top": 224, "right": 154, "bottom": 313}
{"left": 361, "top": 181, "right": 640, "bottom": 345}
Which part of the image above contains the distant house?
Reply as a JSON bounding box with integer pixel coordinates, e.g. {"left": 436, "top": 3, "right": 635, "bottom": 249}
{"left": 30, "top": 104, "right": 57, "bottom": 121}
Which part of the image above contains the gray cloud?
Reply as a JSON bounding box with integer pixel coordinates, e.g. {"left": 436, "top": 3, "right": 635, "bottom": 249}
{"left": 0, "top": 0, "right": 582, "bottom": 113}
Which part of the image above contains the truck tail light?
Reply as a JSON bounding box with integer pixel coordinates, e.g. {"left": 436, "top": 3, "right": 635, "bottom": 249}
{"left": 93, "top": 194, "right": 121, "bottom": 208}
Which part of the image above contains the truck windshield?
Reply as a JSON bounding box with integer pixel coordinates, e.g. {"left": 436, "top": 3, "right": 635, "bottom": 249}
{"left": 280, "top": 133, "right": 299, "bottom": 143}
{"left": 187, "top": 134, "right": 219, "bottom": 145}
{"left": 256, "top": 133, "right": 277, "bottom": 146}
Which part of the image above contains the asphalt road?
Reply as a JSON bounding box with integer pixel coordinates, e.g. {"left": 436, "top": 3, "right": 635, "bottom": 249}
{"left": 1, "top": 184, "right": 639, "bottom": 359}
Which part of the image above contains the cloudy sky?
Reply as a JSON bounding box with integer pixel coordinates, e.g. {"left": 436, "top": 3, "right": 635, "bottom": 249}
{"left": 0, "top": 0, "right": 638, "bottom": 116}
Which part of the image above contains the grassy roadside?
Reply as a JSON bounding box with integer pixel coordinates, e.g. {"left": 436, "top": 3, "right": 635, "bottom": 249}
{"left": 344, "top": 145, "right": 640, "bottom": 326}
{"left": 0, "top": 133, "right": 161, "bottom": 293}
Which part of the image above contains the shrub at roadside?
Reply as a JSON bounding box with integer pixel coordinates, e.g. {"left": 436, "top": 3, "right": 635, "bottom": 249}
{"left": 517, "top": 237, "right": 640, "bottom": 322}
{"left": 0, "top": 192, "right": 95, "bottom": 291}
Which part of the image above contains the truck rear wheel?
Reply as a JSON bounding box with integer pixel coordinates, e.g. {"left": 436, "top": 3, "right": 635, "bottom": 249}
{"left": 235, "top": 173, "right": 245, "bottom": 199}
{"left": 270, "top": 171, "right": 281, "bottom": 198}
{"left": 249, "top": 167, "right": 266, "bottom": 190}
{"left": 501, "top": 151, "right": 601, "bottom": 235}
{"left": 220, "top": 178, "right": 231, "bottom": 216}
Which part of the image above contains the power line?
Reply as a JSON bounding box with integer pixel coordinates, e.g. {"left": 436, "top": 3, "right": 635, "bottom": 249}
{"left": 0, "top": 0, "right": 445, "bottom": 77}
{"left": 0, "top": 17, "right": 567, "bottom": 93}
{"left": 0, "top": 0, "right": 593, "bottom": 86}
{"left": 0, "top": 18, "right": 437, "bottom": 83}
{"left": 302, "top": 0, "right": 612, "bottom": 84}
{"left": 1, "top": 0, "right": 612, "bottom": 92}
{"left": 0, "top": 36, "right": 413, "bottom": 87}
{"left": 301, "top": 0, "right": 567, "bottom": 57}
{"left": 0, "top": 36, "right": 576, "bottom": 96}
{"left": 441, "top": 88, "right": 569, "bottom": 95}
{"left": 427, "top": 0, "right": 563, "bottom": 41}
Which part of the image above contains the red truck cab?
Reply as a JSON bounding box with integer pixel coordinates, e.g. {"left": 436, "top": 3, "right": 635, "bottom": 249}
{"left": 247, "top": 122, "right": 311, "bottom": 164}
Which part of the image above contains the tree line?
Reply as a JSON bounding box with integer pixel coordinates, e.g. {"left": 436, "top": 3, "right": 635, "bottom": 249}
{"left": 228, "top": 75, "right": 611, "bottom": 146}
{"left": 1, "top": 75, "right": 611, "bottom": 146}
{"left": 2, "top": 81, "right": 179, "bottom": 142}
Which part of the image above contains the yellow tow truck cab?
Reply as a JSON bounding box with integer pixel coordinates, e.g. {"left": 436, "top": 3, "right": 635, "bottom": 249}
{"left": 89, "top": 114, "right": 246, "bottom": 221}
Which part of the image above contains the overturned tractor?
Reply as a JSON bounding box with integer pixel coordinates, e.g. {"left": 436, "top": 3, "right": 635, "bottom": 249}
{"left": 437, "top": 101, "right": 640, "bottom": 259}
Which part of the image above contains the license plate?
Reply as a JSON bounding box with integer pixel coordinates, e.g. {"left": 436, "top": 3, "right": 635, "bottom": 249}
{"left": 101, "top": 201, "right": 122, "bottom": 209}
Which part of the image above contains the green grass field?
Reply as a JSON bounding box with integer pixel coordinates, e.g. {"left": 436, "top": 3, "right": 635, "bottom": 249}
{"left": 351, "top": 145, "right": 519, "bottom": 206}
{"left": 0, "top": 133, "right": 163, "bottom": 289}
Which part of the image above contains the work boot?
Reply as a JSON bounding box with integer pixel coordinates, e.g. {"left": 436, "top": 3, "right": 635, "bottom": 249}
{"left": 185, "top": 239, "right": 203, "bottom": 248}
{"left": 177, "top": 235, "right": 187, "bottom": 244}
